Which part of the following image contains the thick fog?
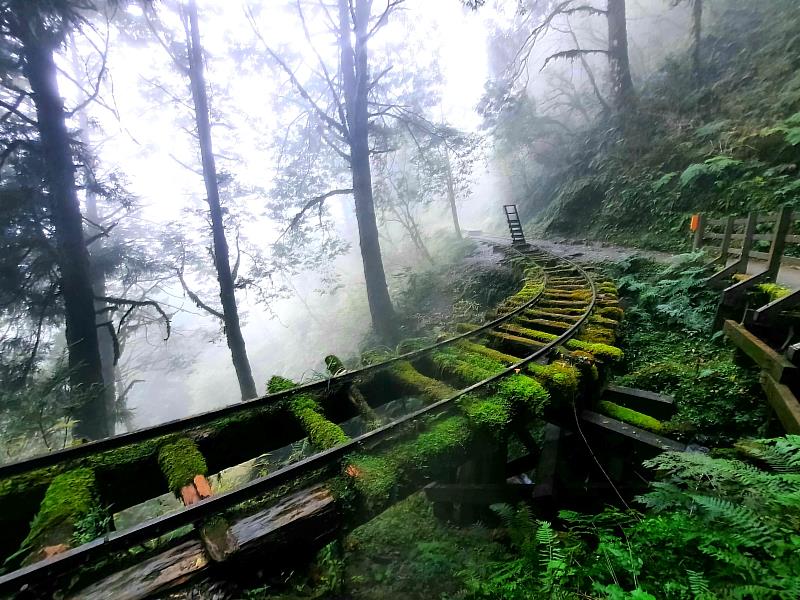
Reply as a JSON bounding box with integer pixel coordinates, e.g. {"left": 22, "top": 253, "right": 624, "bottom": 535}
{"left": 3, "top": 0, "right": 699, "bottom": 439}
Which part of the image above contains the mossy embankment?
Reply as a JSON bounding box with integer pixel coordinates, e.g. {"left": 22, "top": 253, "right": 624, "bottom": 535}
{"left": 526, "top": 0, "right": 800, "bottom": 251}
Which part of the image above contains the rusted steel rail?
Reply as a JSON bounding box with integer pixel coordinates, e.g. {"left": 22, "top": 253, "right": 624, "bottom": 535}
{"left": 0, "top": 243, "right": 602, "bottom": 596}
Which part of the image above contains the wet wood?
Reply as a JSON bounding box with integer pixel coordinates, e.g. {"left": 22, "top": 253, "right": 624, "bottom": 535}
{"left": 760, "top": 372, "right": 800, "bottom": 434}
{"left": 228, "top": 484, "right": 338, "bottom": 556}
{"left": 602, "top": 385, "right": 676, "bottom": 420}
{"left": 533, "top": 423, "right": 561, "bottom": 499}
{"left": 68, "top": 540, "right": 209, "bottom": 600}
{"left": 424, "top": 482, "right": 534, "bottom": 505}
{"left": 580, "top": 410, "right": 685, "bottom": 453}
{"left": 723, "top": 320, "right": 797, "bottom": 385}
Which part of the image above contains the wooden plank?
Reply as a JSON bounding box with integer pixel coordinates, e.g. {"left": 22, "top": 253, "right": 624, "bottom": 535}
{"left": 719, "top": 269, "right": 770, "bottom": 305}
{"left": 228, "top": 484, "right": 338, "bottom": 556}
{"left": 752, "top": 288, "right": 800, "bottom": 324}
{"left": 766, "top": 205, "right": 793, "bottom": 279}
{"left": 580, "top": 411, "right": 685, "bottom": 453}
{"left": 729, "top": 248, "right": 800, "bottom": 267}
{"left": 533, "top": 424, "right": 561, "bottom": 499}
{"left": 423, "top": 482, "right": 535, "bottom": 505}
{"left": 603, "top": 385, "right": 676, "bottom": 420}
{"left": 67, "top": 541, "right": 209, "bottom": 600}
{"left": 787, "top": 343, "right": 800, "bottom": 366}
{"left": 723, "top": 320, "right": 797, "bottom": 385}
{"left": 760, "top": 372, "right": 800, "bottom": 434}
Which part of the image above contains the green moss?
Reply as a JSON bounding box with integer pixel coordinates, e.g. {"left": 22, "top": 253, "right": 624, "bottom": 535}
{"left": 158, "top": 438, "right": 208, "bottom": 493}
{"left": 455, "top": 340, "right": 519, "bottom": 365}
{"left": 567, "top": 339, "right": 623, "bottom": 363}
{"left": 388, "top": 361, "right": 457, "bottom": 402}
{"left": 580, "top": 325, "right": 616, "bottom": 345}
{"left": 295, "top": 407, "right": 349, "bottom": 449}
{"left": 597, "top": 400, "right": 663, "bottom": 433}
{"left": 500, "top": 323, "right": 623, "bottom": 363}
{"left": 494, "top": 373, "right": 550, "bottom": 414}
{"left": 597, "top": 306, "right": 624, "bottom": 320}
{"left": 267, "top": 375, "right": 297, "bottom": 393}
{"left": 488, "top": 330, "right": 546, "bottom": 351}
{"left": 528, "top": 360, "right": 580, "bottom": 403}
{"left": 460, "top": 394, "right": 511, "bottom": 434}
{"left": 430, "top": 348, "right": 505, "bottom": 386}
{"left": 345, "top": 416, "right": 473, "bottom": 510}
{"left": 22, "top": 468, "right": 98, "bottom": 550}
{"left": 589, "top": 314, "right": 619, "bottom": 327}
{"left": 753, "top": 283, "right": 790, "bottom": 303}
{"left": 270, "top": 375, "right": 349, "bottom": 451}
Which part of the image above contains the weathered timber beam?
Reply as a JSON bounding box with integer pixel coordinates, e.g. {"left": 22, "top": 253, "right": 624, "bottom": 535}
{"left": 751, "top": 288, "right": 800, "bottom": 325}
{"left": 423, "top": 482, "right": 535, "bottom": 505}
{"left": 723, "top": 320, "right": 797, "bottom": 385}
{"left": 602, "top": 385, "right": 676, "bottom": 420}
{"left": 580, "top": 410, "right": 685, "bottom": 453}
{"left": 760, "top": 372, "right": 800, "bottom": 434}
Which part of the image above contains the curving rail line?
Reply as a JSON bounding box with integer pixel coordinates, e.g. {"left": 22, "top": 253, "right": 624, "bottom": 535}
{"left": 0, "top": 241, "right": 608, "bottom": 596}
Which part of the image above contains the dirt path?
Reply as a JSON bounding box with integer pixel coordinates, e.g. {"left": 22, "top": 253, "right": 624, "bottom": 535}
{"left": 531, "top": 237, "right": 800, "bottom": 289}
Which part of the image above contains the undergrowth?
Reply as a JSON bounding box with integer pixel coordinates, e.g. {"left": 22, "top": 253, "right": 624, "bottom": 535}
{"left": 607, "top": 253, "right": 770, "bottom": 445}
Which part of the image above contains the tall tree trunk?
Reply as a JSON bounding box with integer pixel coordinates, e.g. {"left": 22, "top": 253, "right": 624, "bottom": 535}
{"left": 339, "top": 0, "right": 398, "bottom": 343}
{"left": 21, "top": 32, "right": 109, "bottom": 439}
{"left": 443, "top": 149, "right": 462, "bottom": 239}
{"left": 606, "top": 0, "right": 635, "bottom": 110}
{"left": 185, "top": 0, "right": 258, "bottom": 399}
{"left": 691, "top": 0, "right": 703, "bottom": 78}
{"left": 71, "top": 41, "right": 118, "bottom": 436}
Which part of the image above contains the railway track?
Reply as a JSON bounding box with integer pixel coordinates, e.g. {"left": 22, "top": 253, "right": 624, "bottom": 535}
{"left": 0, "top": 241, "right": 624, "bottom": 598}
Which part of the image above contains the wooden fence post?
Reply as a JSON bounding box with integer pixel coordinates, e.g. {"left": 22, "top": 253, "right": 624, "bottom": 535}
{"left": 692, "top": 214, "right": 706, "bottom": 250}
{"left": 716, "top": 215, "right": 735, "bottom": 266}
{"left": 766, "top": 205, "right": 792, "bottom": 281}
{"left": 739, "top": 211, "right": 758, "bottom": 269}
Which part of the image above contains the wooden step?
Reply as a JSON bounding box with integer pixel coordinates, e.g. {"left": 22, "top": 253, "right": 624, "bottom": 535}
{"left": 602, "top": 385, "right": 676, "bottom": 420}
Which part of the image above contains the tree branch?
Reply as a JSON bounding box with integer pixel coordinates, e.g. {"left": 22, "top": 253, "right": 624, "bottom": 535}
{"left": 97, "top": 295, "right": 172, "bottom": 340}
{"left": 279, "top": 188, "right": 353, "bottom": 239}
{"left": 245, "top": 5, "right": 347, "bottom": 137}
{"left": 541, "top": 48, "right": 608, "bottom": 71}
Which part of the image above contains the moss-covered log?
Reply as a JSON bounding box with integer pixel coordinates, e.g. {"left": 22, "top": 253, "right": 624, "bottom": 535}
{"left": 18, "top": 468, "right": 102, "bottom": 566}
{"left": 267, "top": 375, "right": 349, "bottom": 451}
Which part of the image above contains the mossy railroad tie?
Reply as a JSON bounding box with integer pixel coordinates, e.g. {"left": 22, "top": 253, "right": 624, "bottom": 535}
{"left": 158, "top": 437, "right": 211, "bottom": 505}
{"left": 386, "top": 361, "right": 457, "bottom": 403}
{"left": 17, "top": 467, "right": 102, "bottom": 565}
{"left": 267, "top": 375, "right": 349, "bottom": 451}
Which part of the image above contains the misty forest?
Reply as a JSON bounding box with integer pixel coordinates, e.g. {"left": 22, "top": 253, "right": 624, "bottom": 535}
{"left": 1, "top": 0, "right": 799, "bottom": 598}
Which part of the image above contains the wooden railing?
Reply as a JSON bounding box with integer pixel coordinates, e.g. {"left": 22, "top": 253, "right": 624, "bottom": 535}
{"left": 692, "top": 205, "right": 799, "bottom": 274}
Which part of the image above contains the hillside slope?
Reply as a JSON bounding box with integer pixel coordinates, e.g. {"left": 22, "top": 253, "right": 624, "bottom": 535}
{"left": 529, "top": 0, "right": 800, "bottom": 250}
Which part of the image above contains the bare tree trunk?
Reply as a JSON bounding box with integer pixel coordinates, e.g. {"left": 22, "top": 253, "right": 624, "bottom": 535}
{"left": 443, "top": 149, "right": 462, "bottom": 239}
{"left": 691, "top": 0, "right": 703, "bottom": 78}
{"left": 71, "top": 42, "right": 118, "bottom": 436}
{"left": 339, "top": 0, "right": 398, "bottom": 343}
{"left": 185, "top": 0, "right": 258, "bottom": 399}
{"left": 21, "top": 31, "right": 109, "bottom": 439}
{"left": 606, "top": 0, "right": 635, "bottom": 111}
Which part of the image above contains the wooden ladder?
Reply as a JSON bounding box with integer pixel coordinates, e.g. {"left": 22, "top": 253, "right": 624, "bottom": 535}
{"left": 503, "top": 204, "right": 526, "bottom": 245}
